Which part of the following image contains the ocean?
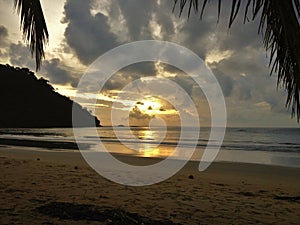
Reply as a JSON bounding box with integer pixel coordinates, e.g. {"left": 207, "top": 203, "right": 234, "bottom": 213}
{"left": 0, "top": 127, "right": 299, "bottom": 168}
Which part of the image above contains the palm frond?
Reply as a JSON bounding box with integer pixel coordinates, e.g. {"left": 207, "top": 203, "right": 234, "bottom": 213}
{"left": 261, "top": 0, "right": 300, "bottom": 121}
{"left": 173, "top": 0, "right": 300, "bottom": 121}
{"left": 293, "top": 0, "right": 300, "bottom": 17}
{"left": 14, "top": 0, "right": 48, "bottom": 70}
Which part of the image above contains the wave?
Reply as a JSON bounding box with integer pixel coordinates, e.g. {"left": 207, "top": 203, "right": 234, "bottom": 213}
{"left": 1, "top": 127, "right": 299, "bottom": 154}
{"left": 80, "top": 137, "right": 300, "bottom": 153}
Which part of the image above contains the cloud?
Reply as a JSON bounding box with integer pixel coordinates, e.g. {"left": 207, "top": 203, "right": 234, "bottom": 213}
{"left": 212, "top": 68, "right": 234, "bottom": 97}
{"left": 0, "top": 25, "right": 9, "bottom": 60}
{"left": 121, "top": 62, "right": 157, "bottom": 78}
{"left": 9, "top": 42, "right": 36, "bottom": 69}
{"left": 112, "top": 0, "right": 175, "bottom": 41}
{"left": 8, "top": 42, "right": 78, "bottom": 87}
{"left": 0, "top": 25, "right": 8, "bottom": 47}
{"left": 42, "top": 58, "right": 78, "bottom": 86}
{"left": 62, "top": 0, "right": 119, "bottom": 65}
{"left": 114, "top": 0, "right": 155, "bottom": 40}
{"left": 129, "top": 105, "right": 154, "bottom": 120}
{"left": 61, "top": 0, "right": 177, "bottom": 65}
{"left": 60, "top": 0, "right": 264, "bottom": 102}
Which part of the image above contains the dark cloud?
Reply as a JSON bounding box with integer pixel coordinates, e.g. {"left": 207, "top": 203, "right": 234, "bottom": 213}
{"left": 98, "top": 62, "right": 158, "bottom": 93}
{"left": 177, "top": 16, "right": 216, "bottom": 59}
{"left": 0, "top": 25, "right": 8, "bottom": 47}
{"left": 61, "top": 0, "right": 176, "bottom": 65}
{"left": 60, "top": 0, "right": 263, "bottom": 102}
{"left": 0, "top": 25, "right": 8, "bottom": 59}
{"left": 120, "top": 62, "right": 157, "bottom": 78}
{"left": 100, "top": 72, "right": 130, "bottom": 91}
{"left": 152, "top": 0, "right": 176, "bottom": 40}
{"left": 220, "top": 19, "right": 262, "bottom": 51}
{"left": 111, "top": 0, "right": 175, "bottom": 41}
{"left": 42, "top": 58, "right": 77, "bottom": 86}
{"left": 233, "top": 78, "right": 252, "bottom": 101}
{"left": 266, "top": 97, "right": 289, "bottom": 114}
{"left": 9, "top": 42, "right": 36, "bottom": 69}
{"left": 257, "top": 80, "right": 291, "bottom": 115}
{"left": 129, "top": 105, "right": 154, "bottom": 120}
{"left": 63, "top": 0, "right": 119, "bottom": 65}
{"left": 170, "top": 75, "right": 195, "bottom": 96}
{"left": 214, "top": 49, "right": 268, "bottom": 78}
{"left": 114, "top": 0, "right": 155, "bottom": 40}
{"left": 212, "top": 68, "right": 234, "bottom": 97}
{"left": 9, "top": 42, "right": 78, "bottom": 86}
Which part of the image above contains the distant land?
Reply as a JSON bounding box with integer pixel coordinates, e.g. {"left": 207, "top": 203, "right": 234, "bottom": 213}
{"left": 0, "top": 64, "right": 100, "bottom": 128}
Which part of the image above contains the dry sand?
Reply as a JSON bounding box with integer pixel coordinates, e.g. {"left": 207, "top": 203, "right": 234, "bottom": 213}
{"left": 1, "top": 147, "right": 300, "bottom": 224}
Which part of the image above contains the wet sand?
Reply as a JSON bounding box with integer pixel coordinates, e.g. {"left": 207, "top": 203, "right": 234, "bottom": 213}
{"left": 1, "top": 147, "right": 300, "bottom": 224}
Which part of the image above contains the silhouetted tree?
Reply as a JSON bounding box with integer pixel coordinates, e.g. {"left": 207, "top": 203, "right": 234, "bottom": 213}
{"left": 0, "top": 64, "right": 101, "bottom": 128}
{"left": 13, "top": 0, "right": 300, "bottom": 121}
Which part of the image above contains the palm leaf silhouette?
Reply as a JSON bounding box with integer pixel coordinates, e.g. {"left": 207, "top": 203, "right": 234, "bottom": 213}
{"left": 14, "top": 0, "right": 48, "bottom": 71}
{"left": 173, "top": 0, "right": 300, "bottom": 121}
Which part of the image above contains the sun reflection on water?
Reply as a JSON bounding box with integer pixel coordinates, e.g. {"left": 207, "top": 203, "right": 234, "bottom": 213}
{"left": 133, "top": 129, "right": 176, "bottom": 158}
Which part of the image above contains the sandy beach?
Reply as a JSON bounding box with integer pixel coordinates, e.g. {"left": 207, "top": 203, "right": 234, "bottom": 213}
{"left": 1, "top": 0, "right": 300, "bottom": 223}
{"left": 1, "top": 147, "right": 300, "bottom": 225}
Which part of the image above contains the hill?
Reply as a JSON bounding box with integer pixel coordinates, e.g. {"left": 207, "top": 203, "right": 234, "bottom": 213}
{"left": 0, "top": 64, "right": 100, "bottom": 128}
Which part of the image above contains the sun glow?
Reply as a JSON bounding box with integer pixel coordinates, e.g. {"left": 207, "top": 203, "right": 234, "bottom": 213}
{"left": 133, "top": 97, "right": 178, "bottom": 117}
{"left": 136, "top": 97, "right": 162, "bottom": 115}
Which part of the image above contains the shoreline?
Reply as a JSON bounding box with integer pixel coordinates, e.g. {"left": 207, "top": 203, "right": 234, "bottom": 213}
{"left": 0, "top": 144, "right": 298, "bottom": 165}
{"left": 1, "top": 139, "right": 300, "bottom": 169}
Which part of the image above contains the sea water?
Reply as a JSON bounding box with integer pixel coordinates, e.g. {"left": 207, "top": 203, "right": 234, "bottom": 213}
{"left": 0, "top": 127, "right": 299, "bottom": 168}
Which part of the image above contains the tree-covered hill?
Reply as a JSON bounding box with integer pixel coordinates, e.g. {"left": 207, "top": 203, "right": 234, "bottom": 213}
{"left": 0, "top": 64, "right": 100, "bottom": 128}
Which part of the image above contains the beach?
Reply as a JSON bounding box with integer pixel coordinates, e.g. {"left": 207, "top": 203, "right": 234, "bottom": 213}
{"left": 1, "top": 146, "right": 300, "bottom": 225}
{"left": 1, "top": 0, "right": 300, "bottom": 224}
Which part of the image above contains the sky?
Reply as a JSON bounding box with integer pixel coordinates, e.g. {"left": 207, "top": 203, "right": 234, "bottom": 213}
{"left": 0, "top": 0, "right": 299, "bottom": 127}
